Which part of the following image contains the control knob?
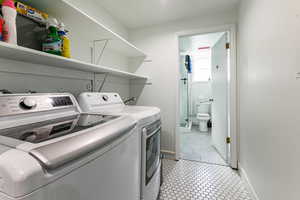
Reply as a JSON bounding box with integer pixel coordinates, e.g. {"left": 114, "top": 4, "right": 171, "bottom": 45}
{"left": 20, "top": 98, "right": 37, "bottom": 110}
{"left": 102, "top": 95, "right": 109, "bottom": 101}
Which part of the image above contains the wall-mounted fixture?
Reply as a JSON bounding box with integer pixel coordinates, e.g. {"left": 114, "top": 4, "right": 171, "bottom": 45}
{"left": 185, "top": 55, "right": 192, "bottom": 73}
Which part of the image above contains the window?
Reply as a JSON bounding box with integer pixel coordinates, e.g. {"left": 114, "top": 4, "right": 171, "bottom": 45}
{"left": 192, "top": 49, "right": 211, "bottom": 82}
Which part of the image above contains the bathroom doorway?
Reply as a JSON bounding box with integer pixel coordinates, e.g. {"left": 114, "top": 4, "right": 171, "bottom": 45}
{"left": 175, "top": 26, "right": 237, "bottom": 168}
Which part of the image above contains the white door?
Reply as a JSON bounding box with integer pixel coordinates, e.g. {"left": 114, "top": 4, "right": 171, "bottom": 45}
{"left": 211, "top": 33, "right": 229, "bottom": 162}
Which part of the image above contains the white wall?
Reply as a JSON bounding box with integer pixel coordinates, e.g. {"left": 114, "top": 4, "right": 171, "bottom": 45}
{"left": 65, "top": 0, "right": 129, "bottom": 39}
{"left": 129, "top": 9, "right": 237, "bottom": 152}
{"left": 238, "top": 0, "right": 300, "bottom": 199}
{"left": 62, "top": 0, "right": 131, "bottom": 71}
{"left": 0, "top": 58, "right": 130, "bottom": 98}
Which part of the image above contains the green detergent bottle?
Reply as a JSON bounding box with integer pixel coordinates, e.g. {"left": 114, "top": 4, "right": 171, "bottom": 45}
{"left": 42, "top": 18, "right": 62, "bottom": 56}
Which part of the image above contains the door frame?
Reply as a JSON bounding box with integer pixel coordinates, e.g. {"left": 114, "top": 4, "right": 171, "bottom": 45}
{"left": 175, "top": 24, "right": 238, "bottom": 169}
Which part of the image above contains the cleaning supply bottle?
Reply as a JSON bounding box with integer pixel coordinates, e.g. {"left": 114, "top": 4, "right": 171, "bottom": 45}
{"left": 2, "top": 0, "right": 17, "bottom": 44}
{"left": 42, "top": 18, "right": 62, "bottom": 56}
{"left": 58, "top": 22, "right": 71, "bottom": 58}
{"left": 0, "top": 15, "right": 4, "bottom": 41}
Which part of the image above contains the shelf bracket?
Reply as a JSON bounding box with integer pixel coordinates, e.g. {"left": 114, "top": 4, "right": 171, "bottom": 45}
{"left": 97, "top": 72, "right": 109, "bottom": 92}
{"left": 91, "top": 72, "right": 108, "bottom": 92}
{"left": 92, "top": 72, "right": 96, "bottom": 92}
{"left": 92, "top": 39, "right": 110, "bottom": 65}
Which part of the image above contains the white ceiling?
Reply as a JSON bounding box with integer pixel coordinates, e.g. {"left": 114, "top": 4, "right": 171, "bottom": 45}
{"left": 96, "top": 0, "right": 239, "bottom": 29}
{"left": 179, "top": 32, "right": 225, "bottom": 53}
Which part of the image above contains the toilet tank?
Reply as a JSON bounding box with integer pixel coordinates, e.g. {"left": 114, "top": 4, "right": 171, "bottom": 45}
{"left": 197, "top": 103, "right": 211, "bottom": 113}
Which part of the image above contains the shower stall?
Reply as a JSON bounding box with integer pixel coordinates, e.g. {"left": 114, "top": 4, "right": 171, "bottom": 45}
{"left": 179, "top": 54, "right": 192, "bottom": 131}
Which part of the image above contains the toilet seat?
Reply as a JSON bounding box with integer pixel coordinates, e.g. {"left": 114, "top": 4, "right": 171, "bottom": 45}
{"left": 197, "top": 113, "right": 210, "bottom": 120}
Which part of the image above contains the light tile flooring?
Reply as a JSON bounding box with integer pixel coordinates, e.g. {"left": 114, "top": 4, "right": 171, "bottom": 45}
{"left": 159, "top": 159, "right": 252, "bottom": 200}
{"left": 180, "top": 126, "right": 227, "bottom": 166}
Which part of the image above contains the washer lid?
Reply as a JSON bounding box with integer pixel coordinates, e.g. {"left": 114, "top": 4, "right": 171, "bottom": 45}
{"left": 29, "top": 115, "right": 136, "bottom": 170}
{"left": 0, "top": 114, "right": 137, "bottom": 170}
{"left": 0, "top": 115, "right": 137, "bottom": 198}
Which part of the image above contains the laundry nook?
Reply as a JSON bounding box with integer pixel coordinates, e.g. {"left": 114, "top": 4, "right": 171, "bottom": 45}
{"left": 0, "top": 0, "right": 298, "bottom": 200}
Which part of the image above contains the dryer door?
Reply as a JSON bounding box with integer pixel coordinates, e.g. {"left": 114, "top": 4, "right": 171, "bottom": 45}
{"left": 144, "top": 122, "right": 161, "bottom": 185}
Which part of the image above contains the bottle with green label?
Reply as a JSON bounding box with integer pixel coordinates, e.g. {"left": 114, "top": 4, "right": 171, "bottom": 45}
{"left": 42, "top": 18, "right": 62, "bottom": 56}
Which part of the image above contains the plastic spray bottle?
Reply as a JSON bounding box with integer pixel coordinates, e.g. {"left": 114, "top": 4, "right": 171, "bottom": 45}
{"left": 58, "top": 22, "right": 71, "bottom": 58}
{"left": 0, "top": 15, "right": 4, "bottom": 41}
{"left": 2, "top": 0, "right": 17, "bottom": 44}
{"left": 42, "top": 18, "right": 62, "bottom": 56}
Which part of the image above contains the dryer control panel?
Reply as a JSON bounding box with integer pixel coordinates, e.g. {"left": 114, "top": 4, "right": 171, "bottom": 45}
{"left": 84, "top": 93, "right": 123, "bottom": 105}
{"left": 0, "top": 94, "right": 76, "bottom": 116}
{"left": 78, "top": 92, "right": 124, "bottom": 113}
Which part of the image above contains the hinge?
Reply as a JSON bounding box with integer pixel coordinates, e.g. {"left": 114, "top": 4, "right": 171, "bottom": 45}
{"left": 226, "top": 43, "right": 230, "bottom": 49}
{"left": 226, "top": 137, "right": 231, "bottom": 144}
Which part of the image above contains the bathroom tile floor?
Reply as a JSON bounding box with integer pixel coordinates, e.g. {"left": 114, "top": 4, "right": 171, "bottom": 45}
{"left": 159, "top": 159, "right": 252, "bottom": 200}
{"left": 180, "top": 126, "right": 227, "bottom": 166}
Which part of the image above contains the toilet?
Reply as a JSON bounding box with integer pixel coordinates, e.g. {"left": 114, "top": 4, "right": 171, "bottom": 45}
{"left": 196, "top": 102, "right": 211, "bottom": 132}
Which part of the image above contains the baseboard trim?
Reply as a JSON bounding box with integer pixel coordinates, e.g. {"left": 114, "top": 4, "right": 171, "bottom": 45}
{"left": 238, "top": 162, "right": 260, "bottom": 200}
{"left": 161, "top": 150, "right": 176, "bottom": 155}
{"left": 161, "top": 150, "right": 176, "bottom": 160}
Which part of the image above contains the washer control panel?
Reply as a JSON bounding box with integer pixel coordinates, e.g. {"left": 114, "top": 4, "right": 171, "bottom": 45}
{"left": 50, "top": 96, "right": 74, "bottom": 107}
{"left": 19, "top": 97, "right": 37, "bottom": 110}
{"left": 0, "top": 94, "right": 75, "bottom": 116}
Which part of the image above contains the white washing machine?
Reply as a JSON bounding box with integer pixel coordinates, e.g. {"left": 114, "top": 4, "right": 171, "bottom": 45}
{"left": 0, "top": 93, "right": 140, "bottom": 200}
{"left": 78, "top": 92, "right": 162, "bottom": 200}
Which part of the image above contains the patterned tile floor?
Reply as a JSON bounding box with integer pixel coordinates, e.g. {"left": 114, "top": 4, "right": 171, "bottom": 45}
{"left": 159, "top": 159, "right": 252, "bottom": 200}
{"left": 180, "top": 126, "right": 227, "bottom": 166}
